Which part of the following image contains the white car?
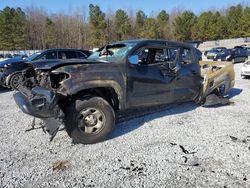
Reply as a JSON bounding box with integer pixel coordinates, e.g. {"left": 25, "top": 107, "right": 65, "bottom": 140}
{"left": 241, "top": 60, "right": 250, "bottom": 78}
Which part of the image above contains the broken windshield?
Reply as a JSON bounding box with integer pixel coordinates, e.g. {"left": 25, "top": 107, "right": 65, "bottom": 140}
{"left": 88, "top": 42, "right": 137, "bottom": 62}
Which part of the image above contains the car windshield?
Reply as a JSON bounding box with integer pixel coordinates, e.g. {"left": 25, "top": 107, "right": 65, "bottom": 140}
{"left": 27, "top": 52, "right": 41, "bottom": 61}
{"left": 88, "top": 42, "right": 137, "bottom": 62}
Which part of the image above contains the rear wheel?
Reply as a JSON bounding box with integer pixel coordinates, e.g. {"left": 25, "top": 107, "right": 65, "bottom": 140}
{"left": 9, "top": 72, "right": 22, "bottom": 90}
{"left": 65, "top": 96, "right": 115, "bottom": 144}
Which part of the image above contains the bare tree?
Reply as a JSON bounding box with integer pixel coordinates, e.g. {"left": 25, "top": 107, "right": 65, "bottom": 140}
{"left": 25, "top": 6, "right": 48, "bottom": 49}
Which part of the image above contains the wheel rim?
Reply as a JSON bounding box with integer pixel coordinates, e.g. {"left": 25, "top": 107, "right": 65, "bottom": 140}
{"left": 12, "top": 74, "right": 21, "bottom": 89}
{"left": 78, "top": 108, "right": 106, "bottom": 134}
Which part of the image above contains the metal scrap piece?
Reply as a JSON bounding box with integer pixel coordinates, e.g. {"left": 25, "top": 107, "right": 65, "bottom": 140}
{"left": 42, "top": 118, "right": 63, "bottom": 142}
{"left": 25, "top": 117, "right": 45, "bottom": 132}
{"left": 203, "top": 94, "right": 230, "bottom": 107}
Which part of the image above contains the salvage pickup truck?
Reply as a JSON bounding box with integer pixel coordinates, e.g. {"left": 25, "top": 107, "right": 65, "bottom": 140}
{"left": 14, "top": 40, "right": 235, "bottom": 144}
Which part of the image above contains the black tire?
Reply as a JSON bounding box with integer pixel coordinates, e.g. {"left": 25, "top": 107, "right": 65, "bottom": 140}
{"left": 9, "top": 72, "right": 22, "bottom": 90}
{"left": 65, "top": 96, "right": 115, "bottom": 144}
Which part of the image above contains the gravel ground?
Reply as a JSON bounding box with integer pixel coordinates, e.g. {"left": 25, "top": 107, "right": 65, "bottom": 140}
{"left": 0, "top": 63, "right": 250, "bottom": 188}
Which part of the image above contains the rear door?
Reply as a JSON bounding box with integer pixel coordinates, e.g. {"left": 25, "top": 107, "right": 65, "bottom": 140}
{"left": 173, "top": 47, "right": 203, "bottom": 102}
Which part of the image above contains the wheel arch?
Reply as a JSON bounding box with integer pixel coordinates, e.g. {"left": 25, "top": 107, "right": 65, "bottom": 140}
{"left": 59, "top": 86, "right": 123, "bottom": 113}
{"left": 6, "top": 71, "right": 22, "bottom": 86}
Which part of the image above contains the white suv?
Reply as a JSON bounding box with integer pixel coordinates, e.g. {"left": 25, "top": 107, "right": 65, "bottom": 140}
{"left": 241, "top": 60, "right": 250, "bottom": 78}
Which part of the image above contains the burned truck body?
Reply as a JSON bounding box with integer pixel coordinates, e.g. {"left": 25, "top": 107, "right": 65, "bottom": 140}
{"left": 14, "top": 40, "right": 235, "bottom": 144}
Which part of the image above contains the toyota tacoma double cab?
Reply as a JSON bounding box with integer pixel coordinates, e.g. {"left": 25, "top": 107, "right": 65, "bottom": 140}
{"left": 14, "top": 40, "right": 235, "bottom": 144}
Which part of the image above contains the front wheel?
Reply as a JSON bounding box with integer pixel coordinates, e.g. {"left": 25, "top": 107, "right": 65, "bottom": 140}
{"left": 9, "top": 72, "right": 22, "bottom": 90}
{"left": 65, "top": 96, "right": 115, "bottom": 144}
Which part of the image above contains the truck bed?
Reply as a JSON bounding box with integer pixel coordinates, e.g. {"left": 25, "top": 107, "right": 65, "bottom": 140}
{"left": 199, "top": 61, "right": 235, "bottom": 97}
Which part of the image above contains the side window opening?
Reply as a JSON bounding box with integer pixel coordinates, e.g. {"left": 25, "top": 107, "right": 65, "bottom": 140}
{"left": 136, "top": 48, "right": 149, "bottom": 65}
{"left": 136, "top": 48, "right": 166, "bottom": 65}
{"left": 154, "top": 49, "right": 165, "bottom": 63}
{"left": 58, "top": 52, "right": 67, "bottom": 59}
{"left": 58, "top": 51, "right": 77, "bottom": 59}
{"left": 165, "top": 48, "right": 178, "bottom": 62}
{"left": 135, "top": 46, "right": 179, "bottom": 66}
{"left": 181, "top": 48, "right": 193, "bottom": 65}
{"left": 39, "top": 51, "right": 57, "bottom": 60}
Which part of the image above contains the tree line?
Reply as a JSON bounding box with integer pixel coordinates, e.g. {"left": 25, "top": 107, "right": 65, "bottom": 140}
{"left": 0, "top": 4, "right": 249, "bottom": 50}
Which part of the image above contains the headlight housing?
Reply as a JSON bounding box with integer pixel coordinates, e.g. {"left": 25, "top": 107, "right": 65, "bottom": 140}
{"left": 3, "top": 63, "right": 11, "bottom": 68}
{"left": 225, "top": 55, "right": 231, "bottom": 60}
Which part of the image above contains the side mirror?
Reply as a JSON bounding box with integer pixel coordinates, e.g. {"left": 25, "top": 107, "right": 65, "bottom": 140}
{"left": 128, "top": 55, "right": 139, "bottom": 65}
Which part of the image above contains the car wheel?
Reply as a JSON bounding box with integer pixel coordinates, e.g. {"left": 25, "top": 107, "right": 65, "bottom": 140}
{"left": 65, "top": 96, "right": 115, "bottom": 144}
{"left": 9, "top": 72, "right": 22, "bottom": 90}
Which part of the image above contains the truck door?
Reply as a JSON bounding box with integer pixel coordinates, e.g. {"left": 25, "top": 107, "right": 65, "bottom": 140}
{"left": 173, "top": 47, "right": 203, "bottom": 102}
{"left": 127, "top": 45, "right": 177, "bottom": 107}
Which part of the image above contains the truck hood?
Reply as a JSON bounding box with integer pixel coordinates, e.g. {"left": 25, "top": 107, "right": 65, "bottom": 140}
{"left": 26, "top": 59, "right": 109, "bottom": 70}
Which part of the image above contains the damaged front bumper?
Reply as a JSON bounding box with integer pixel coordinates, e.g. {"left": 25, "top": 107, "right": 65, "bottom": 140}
{"left": 14, "top": 86, "right": 59, "bottom": 118}
{"left": 14, "top": 86, "right": 64, "bottom": 140}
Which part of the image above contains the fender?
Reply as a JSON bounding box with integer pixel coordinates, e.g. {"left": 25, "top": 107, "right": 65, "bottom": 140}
{"left": 52, "top": 63, "right": 126, "bottom": 109}
{"left": 60, "top": 79, "right": 126, "bottom": 109}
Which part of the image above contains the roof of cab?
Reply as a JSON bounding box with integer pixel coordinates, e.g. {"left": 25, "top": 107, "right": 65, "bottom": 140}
{"left": 111, "top": 39, "right": 194, "bottom": 48}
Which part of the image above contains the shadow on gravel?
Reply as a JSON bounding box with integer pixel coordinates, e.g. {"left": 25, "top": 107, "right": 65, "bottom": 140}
{"left": 110, "top": 89, "right": 242, "bottom": 140}
{"left": 227, "top": 88, "right": 242, "bottom": 99}
{"left": 110, "top": 102, "right": 198, "bottom": 140}
{"left": 0, "top": 86, "right": 10, "bottom": 94}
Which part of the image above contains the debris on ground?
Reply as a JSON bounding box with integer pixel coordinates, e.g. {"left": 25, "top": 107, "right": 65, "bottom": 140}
{"left": 52, "top": 160, "right": 70, "bottom": 171}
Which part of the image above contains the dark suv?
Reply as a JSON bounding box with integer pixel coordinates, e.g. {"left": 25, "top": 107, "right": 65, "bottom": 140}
{"left": 205, "top": 47, "right": 231, "bottom": 61}
{"left": 0, "top": 49, "right": 92, "bottom": 90}
{"left": 28, "top": 49, "right": 92, "bottom": 61}
{"left": 229, "top": 46, "right": 248, "bottom": 63}
{"left": 205, "top": 46, "right": 248, "bottom": 63}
